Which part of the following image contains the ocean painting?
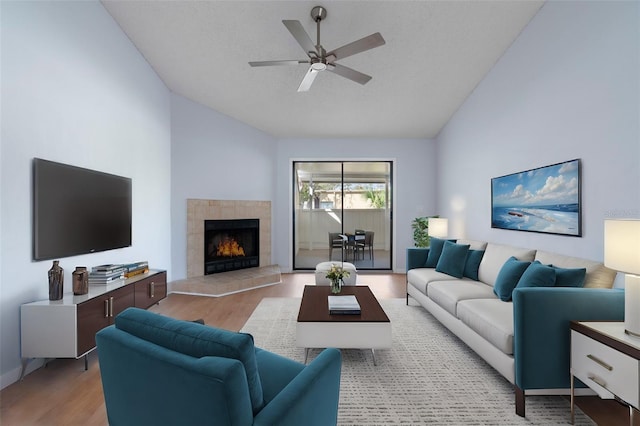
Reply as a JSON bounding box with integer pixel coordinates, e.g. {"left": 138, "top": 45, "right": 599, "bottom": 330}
{"left": 491, "top": 159, "right": 581, "bottom": 236}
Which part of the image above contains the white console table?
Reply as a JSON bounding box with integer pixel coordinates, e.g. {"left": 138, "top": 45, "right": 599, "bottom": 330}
{"left": 20, "top": 270, "right": 166, "bottom": 377}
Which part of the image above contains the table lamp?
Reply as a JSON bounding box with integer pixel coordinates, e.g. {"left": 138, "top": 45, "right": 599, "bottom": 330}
{"left": 604, "top": 219, "right": 640, "bottom": 337}
{"left": 428, "top": 218, "right": 449, "bottom": 238}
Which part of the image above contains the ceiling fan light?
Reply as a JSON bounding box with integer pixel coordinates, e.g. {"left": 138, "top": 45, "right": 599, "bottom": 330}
{"left": 311, "top": 62, "right": 327, "bottom": 71}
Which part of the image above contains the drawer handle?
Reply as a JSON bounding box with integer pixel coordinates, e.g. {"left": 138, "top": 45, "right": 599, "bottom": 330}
{"left": 588, "top": 375, "right": 609, "bottom": 391}
{"left": 104, "top": 299, "right": 109, "bottom": 318}
{"left": 109, "top": 297, "right": 114, "bottom": 317}
{"left": 150, "top": 282, "right": 155, "bottom": 298}
{"left": 587, "top": 354, "right": 613, "bottom": 371}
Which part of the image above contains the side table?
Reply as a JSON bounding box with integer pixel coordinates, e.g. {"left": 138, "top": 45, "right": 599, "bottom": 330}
{"left": 570, "top": 321, "right": 640, "bottom": 425}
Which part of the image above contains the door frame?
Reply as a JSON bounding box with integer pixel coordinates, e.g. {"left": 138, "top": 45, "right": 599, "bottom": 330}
{"left": 289, "top": 157, "right": 397, "bottom": 272}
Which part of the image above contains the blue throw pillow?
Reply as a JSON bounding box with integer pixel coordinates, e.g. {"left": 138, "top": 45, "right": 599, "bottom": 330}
{"left": 516, "top": 261, "right": 556, "bottom": 289}
{"left": 553, "top": 266, "right": 587, "bottom": 287}
{"left": 463, "top": 250, "right": 485, "bottom": 281}
{"left": 435, "top": 241, "right": 470, "bottom": 278}
{"left": 493, "top": 256, "right": 531, "bottom": 301}
{"left": 425, "top": 237, "right": 447, "bottom": 267}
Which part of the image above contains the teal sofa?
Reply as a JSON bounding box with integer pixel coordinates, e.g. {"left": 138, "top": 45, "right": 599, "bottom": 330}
{"left": 406, "top": 240, "right": 624, "bottom": 417}
{"left": 96, "top": 307, "right": 342, "bottom": 426}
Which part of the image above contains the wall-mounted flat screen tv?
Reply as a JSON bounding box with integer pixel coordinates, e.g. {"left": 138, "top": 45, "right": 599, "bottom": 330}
{"left": 33, "top": 158, "right": 132, "bottom": 260}
{"left": 491, "top": 158, "right": 581, "bottom": 237}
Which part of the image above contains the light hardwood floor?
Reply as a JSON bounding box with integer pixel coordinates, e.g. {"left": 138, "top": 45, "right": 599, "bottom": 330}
{"left": 0, "top": 273, "right": 630, "bottom": 425}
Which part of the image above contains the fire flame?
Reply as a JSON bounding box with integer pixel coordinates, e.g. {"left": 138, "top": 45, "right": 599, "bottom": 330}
{"left": 217, "top": 238, "right": 245, "bottom": 257}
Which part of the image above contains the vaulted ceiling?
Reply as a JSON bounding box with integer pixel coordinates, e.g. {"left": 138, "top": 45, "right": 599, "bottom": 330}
{"left": 102, "top": 1, "right": 544, "bottom": 139}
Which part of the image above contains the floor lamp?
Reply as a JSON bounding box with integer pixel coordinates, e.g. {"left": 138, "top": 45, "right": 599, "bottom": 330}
{"left": 604, "top": 219, "right": 640, "bottom": 337}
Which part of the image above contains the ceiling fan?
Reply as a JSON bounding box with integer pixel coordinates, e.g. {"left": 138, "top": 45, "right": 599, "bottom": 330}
{"left": 249, "top": 6, "right": 385, "bottom": 92}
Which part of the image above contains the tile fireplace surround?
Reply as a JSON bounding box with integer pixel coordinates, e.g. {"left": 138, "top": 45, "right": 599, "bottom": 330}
{"left": 182, "top": 199, "right": 280, "bottom": 294}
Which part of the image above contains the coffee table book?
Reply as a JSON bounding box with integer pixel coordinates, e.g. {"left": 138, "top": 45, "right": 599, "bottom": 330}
{"left": 328, "top": 295, "right": 361, "bottom": 315}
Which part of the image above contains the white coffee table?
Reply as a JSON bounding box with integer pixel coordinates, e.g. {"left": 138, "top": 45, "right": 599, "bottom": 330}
{"left": 296, "top": 285, "right": 392, "bottom": 365}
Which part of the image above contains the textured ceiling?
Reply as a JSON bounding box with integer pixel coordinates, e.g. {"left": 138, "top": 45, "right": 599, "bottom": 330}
{"left": 102, "top": 1, "right": 544, "bottom": 139}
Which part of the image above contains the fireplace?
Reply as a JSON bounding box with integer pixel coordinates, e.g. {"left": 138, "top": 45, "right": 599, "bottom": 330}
{"left": 204, "top": 219, "right": 259, "bottom": 275}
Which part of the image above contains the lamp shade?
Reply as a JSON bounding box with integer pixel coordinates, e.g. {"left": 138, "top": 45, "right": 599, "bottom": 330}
{"left": 428, "top": 218, "right": 448, "bottom": 238}
{"left": 604, "top": 219, "right": 640, "bottom": 275}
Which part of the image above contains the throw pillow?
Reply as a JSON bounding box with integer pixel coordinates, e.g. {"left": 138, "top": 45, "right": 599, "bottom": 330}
{"left": 463, "top": 250, "right": 485, "bottom": 281}
{"left": 493, "top": 256, "right": 531, "bottom": 301}
{"left": 553, "top": 266, "right": 587, "bottom": 287}
{"left": 425, "top": 237, "right": 447, "bottom": 267}
{"left": 435, "top": 241, "right": 471, "bottom": 278}
{"left": 516, "top": 261, "right": 556, "bottom": 289}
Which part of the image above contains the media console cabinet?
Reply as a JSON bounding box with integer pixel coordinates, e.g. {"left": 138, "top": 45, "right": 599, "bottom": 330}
{"left": 20, "top": 269, "right": 167, "bottom": 377}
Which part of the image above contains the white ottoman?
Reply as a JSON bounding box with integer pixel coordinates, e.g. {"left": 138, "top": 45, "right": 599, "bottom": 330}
{"left": 315, "top": 262, "right": 357, "bottom": 286}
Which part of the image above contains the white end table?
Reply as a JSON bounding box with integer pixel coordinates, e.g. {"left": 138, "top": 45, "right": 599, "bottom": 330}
{"left": 570, "top": 321, "right": 640, "bottom": 425}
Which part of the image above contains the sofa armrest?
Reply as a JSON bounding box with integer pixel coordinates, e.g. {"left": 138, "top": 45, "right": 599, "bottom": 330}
{"left": 512, "top": 287, "right": 624, "bottom": 391}
{"left": 253, "top": 348, "right": 342, "bottom": 426}
{"left": 406, "top": 247, "right": 430, "bottom": 271}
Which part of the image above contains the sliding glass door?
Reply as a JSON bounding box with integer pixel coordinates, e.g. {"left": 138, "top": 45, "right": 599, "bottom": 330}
{"left": 293, "top": 161, "right": 392, "bottom": 270}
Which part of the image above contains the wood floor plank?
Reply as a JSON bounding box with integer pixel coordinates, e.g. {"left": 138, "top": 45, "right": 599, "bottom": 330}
{"left": 0, "top": 273, "right": 627, "bottom": 425}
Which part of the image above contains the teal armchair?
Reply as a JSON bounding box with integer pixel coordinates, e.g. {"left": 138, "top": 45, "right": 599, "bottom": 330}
{"left": 96, "top": 307, "right": 342, "bottom": 426}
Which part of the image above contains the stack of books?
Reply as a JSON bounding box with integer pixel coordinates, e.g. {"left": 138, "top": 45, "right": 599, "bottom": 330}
{"left": 89, "top": 264, "right": 125, "bottom": 285}
{"left": 327, "top": 295, "right": 361, "bottom": 315}
{"left": 122, "top": 261, "right": 149, "bottom": 278}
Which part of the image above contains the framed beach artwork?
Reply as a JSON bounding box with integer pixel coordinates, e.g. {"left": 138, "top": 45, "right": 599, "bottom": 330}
{"left": 491, "top": 159, "right": 581, "bottom": 237}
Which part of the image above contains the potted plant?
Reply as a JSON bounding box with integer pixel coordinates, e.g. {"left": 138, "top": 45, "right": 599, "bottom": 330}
{"left": 411, "top": 216, "right": 438, "bottom": 247}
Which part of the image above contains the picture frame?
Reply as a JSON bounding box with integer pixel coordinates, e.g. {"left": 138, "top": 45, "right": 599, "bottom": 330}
{"left": 491, "top": 159, "right": 581, "bottom": 237}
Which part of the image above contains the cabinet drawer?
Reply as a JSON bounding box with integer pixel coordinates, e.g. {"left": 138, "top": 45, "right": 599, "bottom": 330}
{"left": 134, "top": 272, "right": 167, "bottom": 309}
{"left": 571, "top": 330, "right": 639, "bottom": 406}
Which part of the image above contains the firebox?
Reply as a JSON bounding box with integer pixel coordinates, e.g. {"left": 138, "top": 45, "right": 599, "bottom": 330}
{"left": 204, "top": 219, "right": 259, "bottom": 275}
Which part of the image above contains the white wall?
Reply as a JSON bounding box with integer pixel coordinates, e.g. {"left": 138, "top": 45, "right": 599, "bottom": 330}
{"left": 170, "top": 94, "right": 277, "bottom": 280}
{"left": 274, "top": 139, "right": 437, "bottom": 272}
{"left": 0, "top": 1, "right": 171, "bottom": 387}
{"left": 436, "top": 0, "right": 640, "bottom": 261}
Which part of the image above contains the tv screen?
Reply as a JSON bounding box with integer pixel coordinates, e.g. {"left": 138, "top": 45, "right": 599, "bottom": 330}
{"left": 33, "top": 158, "right": 132, "bottom": 260}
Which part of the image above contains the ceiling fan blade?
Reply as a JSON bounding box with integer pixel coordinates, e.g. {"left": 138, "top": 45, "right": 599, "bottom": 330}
{"left": 297, "top": 67, "right": 319, "bottom": 92}
{"left": 282, "top": 20, "right": 317, "bottom": 57}
{"left": 326, "top": 32, "right": 385, "bottom": 61}
{"left": 249, "top": 60, "right": 309, "bottom": 67}
{"left": 327, "top": 63, "right": 372, "bottom": 85}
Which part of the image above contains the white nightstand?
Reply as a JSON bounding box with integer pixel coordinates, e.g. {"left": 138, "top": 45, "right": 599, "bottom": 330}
{"left": 570, "top": 321, "right": 640, "bottom": 425}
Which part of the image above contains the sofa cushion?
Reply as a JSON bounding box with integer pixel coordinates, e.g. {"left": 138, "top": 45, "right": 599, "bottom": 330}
{"left": 478, "top": 243, "right": 536, "bottom": 287}
{"left": 493, "top": 257, "right": 531, "bottom": 301}
{"left": 534, "top": 250, "right": 616, "bottom": 288}
{"left": 407, "top": 268, "right": 454, "bottom": 295}
{"left": 427, "top": 280, "right": 496, "bottom": 317}
{"left": 516, "top": 261, "right": 556, "bottom": 289}
{"left": 456, "top": 239, "right": 488, "bottom": 251}
{"left": 552, "top": 266, "right": 587, "bottom": 287}
{"left": 425, "top": 237, "right": 448, "bottom": 267}
{"left": 463, "top": 250, "right": 485, "bottom": 281}
{"left": 457, "top": 299, "right": 514, "bottom": 355}
{"left": 435, "top": 241, "right": 470, "bottom": 278}
{"left": 115, "top": 307, "right": 264, "bottom": 412}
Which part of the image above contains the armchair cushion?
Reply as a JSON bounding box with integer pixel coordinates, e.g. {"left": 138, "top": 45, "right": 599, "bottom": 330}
{"left": 115, "top": 307, "right": 264, "bottom": 412}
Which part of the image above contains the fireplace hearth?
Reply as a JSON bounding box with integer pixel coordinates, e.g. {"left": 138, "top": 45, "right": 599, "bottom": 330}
{"left": 204, "top": 219, "right": 259, "bottom": 275}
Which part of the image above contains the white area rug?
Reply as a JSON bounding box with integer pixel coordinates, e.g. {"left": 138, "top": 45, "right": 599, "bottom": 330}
{"left": 241, "top": 297, "right": 595, "bottom": 425}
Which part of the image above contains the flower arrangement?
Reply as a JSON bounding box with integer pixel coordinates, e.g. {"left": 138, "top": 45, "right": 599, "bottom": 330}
{"left": 325, "top": 263, "right": 350, "bottom": 294}
{"left": 325, "top": 263, "right": 350, "bottom": 281}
